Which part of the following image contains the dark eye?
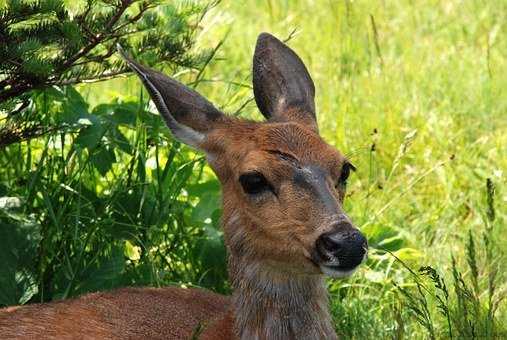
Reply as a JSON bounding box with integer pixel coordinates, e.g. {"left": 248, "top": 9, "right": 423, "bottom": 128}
{"left": 336, "top": 162, "right": 355, "bottom": 188}
{"left": 239, "top": 172, "right": 273, "bottom": 195}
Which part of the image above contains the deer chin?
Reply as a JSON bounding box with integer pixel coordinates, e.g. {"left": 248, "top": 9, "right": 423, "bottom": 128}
{"left": 318, "top": 251, "right": 368, "bottom": 278}
{"left": 320, "top": 265, "right": 358, "bottom": 278}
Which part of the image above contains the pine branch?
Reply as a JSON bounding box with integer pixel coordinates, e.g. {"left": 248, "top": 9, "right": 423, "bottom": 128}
{"left": 55, "top": 0, "right": 133, "bottom": 73}
{"left": 55, "top": 69, "right": 131, "bottom": 85}
{"left": 0, "top": 0, "right": 214, "bottom": 106}
{"left": 0, "top": 0, "right": 218, "bottom": 148}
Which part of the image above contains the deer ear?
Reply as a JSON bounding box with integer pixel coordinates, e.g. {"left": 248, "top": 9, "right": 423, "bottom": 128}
{"left": 253, "top": 33, "right": 317, "bottom": 131}
{"left": 117, "top": 45, "right": 227, "bottom": 150}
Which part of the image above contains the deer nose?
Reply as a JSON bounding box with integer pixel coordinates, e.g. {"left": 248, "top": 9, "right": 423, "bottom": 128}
{"left": 316, "top": 229, "right": 368, "bottom": 270}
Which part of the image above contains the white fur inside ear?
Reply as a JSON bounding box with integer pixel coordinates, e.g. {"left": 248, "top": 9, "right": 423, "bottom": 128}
{"left": 117, "top": 45, "right": 205, "bottom": 149}
{"left": 143, "top": 76, "right": 205, "bottom": 148}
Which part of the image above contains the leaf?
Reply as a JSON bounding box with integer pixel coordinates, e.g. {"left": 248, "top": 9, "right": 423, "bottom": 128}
{"left": 60, "top": 21, "right": 82, "bottom": 47}
{"left": 362, "top": 223, "right": 405, "bottom": 251}
{"left": 111, "top": 127, "right": 132, "bottom": 154}
{"left": 377, "top": 235, "right": 405, "bottom": 252}
{"left": 75, "top": 245, "right": 126, "bottom": 294}
{"left": 394, "top": 248, "right": 423, "bottom": 262}
{"left": 90, "top": 146, "right": 116, "bottom": 175}
{"left": 195, "top": 225, "right": 227, "bottom": 289}
{"left": 0, "top": 216, "right": 41, "bottom": 306}
{"left": 21, "top": 57, "right": 52, "bottom": 78}
{"left": 191, "top": 191, "right": 220, "bottom": 224}
{"left": 93, "top": 102, "right": 138, "bottom": 126}
{"left": 60, "top": 86, "right": 89, "bottom": 123}
{"left": 74, "top": 118, "right": 107, "bottom": 150}
{"left": 124, "top": 240, "right": 141, "bottom": 261}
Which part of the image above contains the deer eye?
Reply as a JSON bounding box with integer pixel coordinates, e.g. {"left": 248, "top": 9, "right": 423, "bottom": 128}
{"left": 239, "top": 172, "right": 273, "bottom": 195}
{"left": 336, "top": 162, "right": 356, "bottom": 188}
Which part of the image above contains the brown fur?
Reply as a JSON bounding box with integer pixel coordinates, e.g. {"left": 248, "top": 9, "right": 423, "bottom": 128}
{"left": 0, "top": 287, "right": 230, "bottom": 339}
{"left": 0, "top": 120, "right": 344, "bottom": 340}
{"left": 0, "top": 33, "right": 364, "bottom": 339}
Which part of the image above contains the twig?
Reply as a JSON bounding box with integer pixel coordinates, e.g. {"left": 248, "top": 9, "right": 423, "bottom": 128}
{"left": 56, "top": 0, "right": 133, "bottom": 73}
{"left": 370, "top": 14, "right": 384, "bottom": 68}
{"left": 283, "top": 27, "right": 299, "bottom": 43}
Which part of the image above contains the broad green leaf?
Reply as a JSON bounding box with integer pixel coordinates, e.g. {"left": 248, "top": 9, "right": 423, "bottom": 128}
{"left": 0, "top": 217, "right": 41, "bottom": 306}
{"left": 90, "top": 146, "right": 116, "bottom": 175}
{"left": 60, "top": 86, "right": 89, "bottom": 123}
{"left": 92, "top": 102, "right": 138, "bottom": 126}
{"left": 393, "top": 248, "right": 423, "bottom": 262}
{"left": 74, "top": 118, "right": 107, "bottom": 150}
{"left": 362, "top": 223, "right": 405, "bottom": 251}
{"left": 191, "top": 191, "right": 220, "bottom": 224}
{"left": 75, "top": 245, "right": 126, "bottom": 294}
{"left": 111, "top": 128, "right": 132, "bottom": 154}
{"left": 124, "top": 240, "right": 141, "bottom": 261}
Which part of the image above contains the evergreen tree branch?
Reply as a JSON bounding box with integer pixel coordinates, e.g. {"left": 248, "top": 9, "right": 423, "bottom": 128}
{"left": 0, "top": 0, "right": 214, "bottom": 106}
{"left": 0, "top": 0, "right": 218, "bottom": 147}
{"left": 55, "top": 0, "right": 133, "bottom": 73}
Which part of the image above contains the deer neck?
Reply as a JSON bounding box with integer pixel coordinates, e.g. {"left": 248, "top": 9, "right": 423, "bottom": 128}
{"left": 224, "top": 215, "right": 337, "bottom": 340}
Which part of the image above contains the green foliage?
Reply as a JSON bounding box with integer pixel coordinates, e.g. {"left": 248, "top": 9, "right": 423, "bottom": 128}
{"left": 0, "top": 0, "right": 217, "bottom": 145}
{"left": 329, "top": 180, "right": 505, "bottom": 339}
{"left": 393, "top": 181, "right": 504, "bottom": 339}
{"left": 0, "top": 0, "right": 226, "bottom": 303}
{"left": 0, "top": 1, "right": 506, "bottom": 339}
{"left": 0, "top": 86, "right": 229, "bottom": 305}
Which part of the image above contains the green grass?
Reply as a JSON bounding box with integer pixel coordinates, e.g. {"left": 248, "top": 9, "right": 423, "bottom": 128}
{"left": 1, "top": 0, "right": 505, "bottom": 338}
{"left": 195, "top": 1, "right": 507, "bottom": 337}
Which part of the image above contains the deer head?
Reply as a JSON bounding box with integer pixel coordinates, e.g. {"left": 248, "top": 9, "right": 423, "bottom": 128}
{"left": 118, "top": 33, "right": 367, "bottom": 283}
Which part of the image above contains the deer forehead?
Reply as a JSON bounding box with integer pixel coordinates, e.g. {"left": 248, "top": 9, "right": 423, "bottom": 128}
{"left": 210, "top": 121, "right": 344, "bottom": 176}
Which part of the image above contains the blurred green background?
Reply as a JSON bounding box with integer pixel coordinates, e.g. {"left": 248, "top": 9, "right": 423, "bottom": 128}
{"left": 0, "top": 0, "right": 505, "bottom": 338}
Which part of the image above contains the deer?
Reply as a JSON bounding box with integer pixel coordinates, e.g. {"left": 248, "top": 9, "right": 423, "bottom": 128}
{"left": 0, "top": 33, "right": 368, "bottom": 340}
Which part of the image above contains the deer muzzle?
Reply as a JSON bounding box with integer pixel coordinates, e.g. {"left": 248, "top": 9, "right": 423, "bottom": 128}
{"left": 313, "top": 222, "right": 368, "bottom": 278}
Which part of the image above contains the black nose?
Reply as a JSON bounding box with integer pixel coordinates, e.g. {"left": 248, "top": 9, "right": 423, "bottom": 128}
{"left": 316, "top": 229, "right": 367, "bottom": 270}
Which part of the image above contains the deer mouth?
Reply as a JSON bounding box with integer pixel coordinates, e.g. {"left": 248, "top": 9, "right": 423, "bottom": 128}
{"left": 312, "top": 247, "right": 368, "bottom": 278}
{"left": 318, "top": 251, "right": 367, "bottom": 278}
